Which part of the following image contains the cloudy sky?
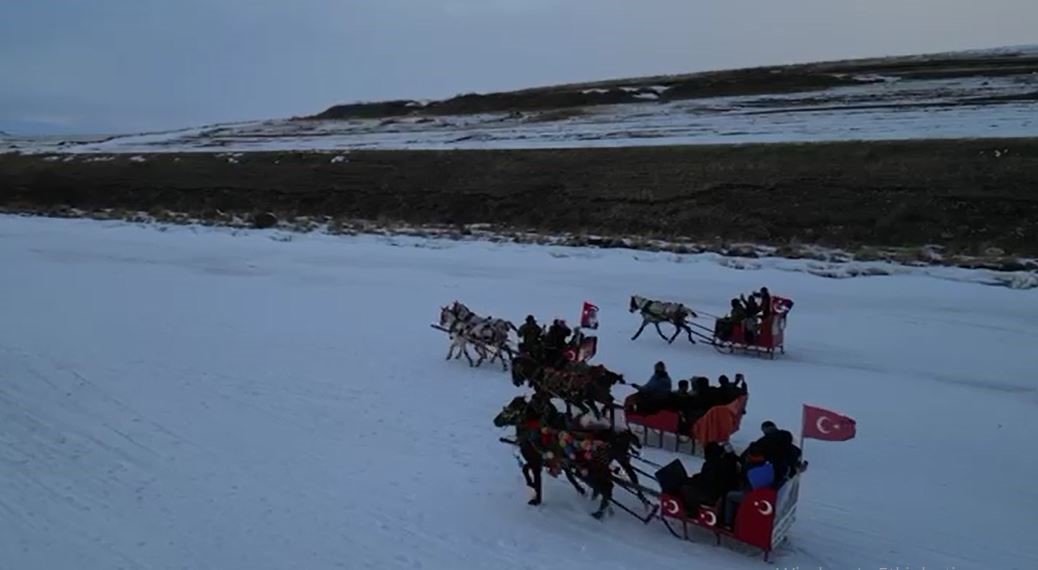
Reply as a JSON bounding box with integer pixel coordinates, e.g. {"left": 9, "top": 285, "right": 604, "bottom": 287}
{"left": 1, "top": 0, "right": 1035, "bottom": 134}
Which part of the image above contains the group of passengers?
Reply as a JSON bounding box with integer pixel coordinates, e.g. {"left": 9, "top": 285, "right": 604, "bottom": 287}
{"left": 715, "top": 287, "right": 772, "bottom": 344}
{"left": 627, "top": 361, "right": 748, "bottom": 424}
{"left": 517, "top": 315, "right": 587, "bottom": 367}
{"left": 672, "top": 420, "right": 803, "bottom": 529}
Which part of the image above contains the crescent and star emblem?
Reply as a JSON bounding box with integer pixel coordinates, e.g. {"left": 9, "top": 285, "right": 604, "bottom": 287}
{"left": 700, "top": 510, "right": 717, "bottom": 527}
{"left": 755, "top": 500, "right": 774, "bottom": 516}
{"left": 816, "top": 415, "right": 836, "bottom": 434}
{"left": 663, "top": 498, "right": 680, "bottom": 515}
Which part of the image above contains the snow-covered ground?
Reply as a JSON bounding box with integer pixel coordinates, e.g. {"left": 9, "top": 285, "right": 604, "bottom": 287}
{"left": 2, "top": 215, "right": 1037, "bottom": 570}
{"left": 4, "top": 74, "right": 1037, "bottom": 154}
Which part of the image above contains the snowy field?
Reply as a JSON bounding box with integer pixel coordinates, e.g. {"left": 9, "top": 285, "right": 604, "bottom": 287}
{"left": 4, "top": 74, "right": 1037, "bottom": 154}
{"left": 2, "top": 215, "right": 1037, "bottom": 570}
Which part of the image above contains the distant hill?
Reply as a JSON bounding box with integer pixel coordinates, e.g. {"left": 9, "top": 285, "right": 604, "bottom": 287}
{"left": 310, "top": 45, "right": 1038, "bottom": 120}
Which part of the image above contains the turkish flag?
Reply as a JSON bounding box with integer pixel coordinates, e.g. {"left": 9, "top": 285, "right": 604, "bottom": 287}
{"left": 581, "top": 301, "right": 599, "bottom": 329}
{"left": 771, "top": 296, "right": 794, "bottom": 315}
{"left": 802, "top": 404, "right": 856, "bottom": 441}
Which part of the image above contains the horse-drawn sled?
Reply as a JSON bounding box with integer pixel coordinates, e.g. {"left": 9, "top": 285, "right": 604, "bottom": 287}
{"left": 493, "top": 392, "right": 804, "bottom": 562}
{"left": 628, "top": 290, "right": 794, "bottom": 359}
{"left": 434, "top": 302, "right": 599, "bottom": 371}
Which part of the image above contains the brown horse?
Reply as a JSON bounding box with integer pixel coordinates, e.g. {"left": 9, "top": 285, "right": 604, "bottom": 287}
{"left": 494, "top": 396, "right": 617, "bottom": 518}
{"left": 511, "top": 359, "right": 625, "bottom": 420}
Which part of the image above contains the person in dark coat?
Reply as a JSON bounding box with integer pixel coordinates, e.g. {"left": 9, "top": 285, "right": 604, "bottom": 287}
{"left": 543, "top": 319, "right": 571, "bottom": 365}
{"left": 742, "top": 294, "right": 761, "bottom": 319}
{"left": 718, "top": 375, "right": 737, "bottom": 405}
{"left": 733, "top": 373, "right": 749, "bottom": 395}
{"left": 729, "top": 298, "right": 747, "bottom": 322}
{"left": 695, "top": 376, "right": 723, "bottom": 408}
{"left": 680, "top": 442, "right": 740, "bottom": 510}
{"left": 670, "top": 380, "right": 698, "bottom": 434}
{"left": 517, "top": 315, "right": 544, "bottom": 357}
{"left": 749, "top": 420, "right": 802, "bottom": 485}
{"left": 668, "top": 379, "right": 693, "bottom": 410}
{"left": 758, "top": 287, "right": 772, "bottom": 318}
{"left": 722, "top": 444, "right": 775, "bottom": 528}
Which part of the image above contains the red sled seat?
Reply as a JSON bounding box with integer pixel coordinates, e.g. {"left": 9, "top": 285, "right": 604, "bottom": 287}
{"left": 624, "top": 395, "right": 748, "bottom": 452}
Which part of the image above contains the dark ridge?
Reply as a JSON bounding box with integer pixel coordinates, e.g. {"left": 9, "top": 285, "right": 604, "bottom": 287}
{"left": 309, "top": 50, "right": 1038, "bottom": 121}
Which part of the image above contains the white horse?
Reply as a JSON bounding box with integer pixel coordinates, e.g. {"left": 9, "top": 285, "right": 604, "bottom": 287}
{"left": 628, "top": 295, "right": 698, "bottom": 344}
{"left": 439, "top": 302, "right": 516, "bottom": 369}
{"left": 466, "top": 316, "right": 516, "bottom": 370}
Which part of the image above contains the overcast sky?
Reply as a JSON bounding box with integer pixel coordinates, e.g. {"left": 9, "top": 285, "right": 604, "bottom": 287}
{"left": 1, "top": 0, "right": 1035, "bottom": 134}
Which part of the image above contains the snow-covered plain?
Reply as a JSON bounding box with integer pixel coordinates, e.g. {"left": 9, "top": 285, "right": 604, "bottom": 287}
{"left": 4, "top": 74, "right": 1037, "bottom": 154}
{"left": 2, "top": 215, "right": 1037, "bottom": 570}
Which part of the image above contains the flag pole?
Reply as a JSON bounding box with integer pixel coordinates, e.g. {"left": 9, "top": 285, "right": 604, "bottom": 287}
{"left": 798, "top": 404, "right": 806, "bottom": 450}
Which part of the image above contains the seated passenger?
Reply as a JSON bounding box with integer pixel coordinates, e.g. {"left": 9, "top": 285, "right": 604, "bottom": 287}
{"left": 757, "top": 287, "right": 772, "bottom": 318}
{"left": 517, "top": 315, "right": 544, "bottom": 358}
{"left": 544, "top": 319, "right": 571, "bottom": 363}
{"left": 722, "top": 445, "right": 775, "bottom": 529}
{"left": 749, "top": 420, "right": 803, "bottom": 485}
{"left": 694, "top": 376, "right": 723, "bottom": 408}
{"left": 734, "top": 297, "right": 759, "bottom": 344}
{"left": 733, "top": 373, "right": 749, "bottom": 395}
{"left": 715, "top": 299, "right": 749, "bottom": 342}
{"left": 668, "top": 379, "right": 693, "bottom": 409}
{"left": 718, "top": 375, "right": 736, "bottom": 405}
{"left": 718, "top": 374, "right": 748, "bottom": 405}
{"left": 680, "top": 442, "right": 740, "bottom": 511}
{"left": 669, "top": 380, "right": 698, "bottom": 434}
{"left": 629, "top": 361, "right": 672, "bottom": 415}
{"left": 742, "top": 293, "right": 761, "bottom": 319}
{"left": 729, "top": 298, "right": 747, "bottom": 322}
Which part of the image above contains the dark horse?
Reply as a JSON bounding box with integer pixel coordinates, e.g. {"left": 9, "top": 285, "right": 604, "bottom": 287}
{"left": 510, "top": 358, "right": 625, "bottom": 421}
{"left": 494, "top": 396, "right": 618, "bottom": 518}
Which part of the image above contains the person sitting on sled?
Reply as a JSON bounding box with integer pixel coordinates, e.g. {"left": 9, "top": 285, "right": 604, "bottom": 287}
{"left": 722, "top": 444, "right": 775, "bottom": 529}
{"left": 517, "top": 315, "right": 544, "bottom": 357}
{"left": 629, "top": 361, "right": 672, "bottom": 415}
{"left": 669, "top": 380, "right": 697, "bottom": 433}
{"left": 749, "top": 420, "right": 803, "bottom": 485}
{"left": 694, "top": 376, "right": 724, "bottom": 408}
{"left": 718, "top": 375, "right": 737, "bottom": 404}
{"left": 757, "top": 287, "right": 772, "bottom": 318}
{"left": 715, "top": 299, "right": 748, "bottom": 342}
{"left": 680, "top": 442, "right": 740, "bottom": 511}
{"left": 742, "top": 293, "right": 761, "bottom": 319}
{"left": 544, "top": 319, "right": 571, "bottom": 365}
{"left": 737, "top": 295, "right": 761, "bottom": 344}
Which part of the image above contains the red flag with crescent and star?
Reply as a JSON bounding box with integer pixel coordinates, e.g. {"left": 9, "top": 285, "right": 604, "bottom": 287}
{"left": 580, "top": 301, "right": 599, "bottom": 329}
{"left": 802, "top": 404, "right": 856, "bottom": 442}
